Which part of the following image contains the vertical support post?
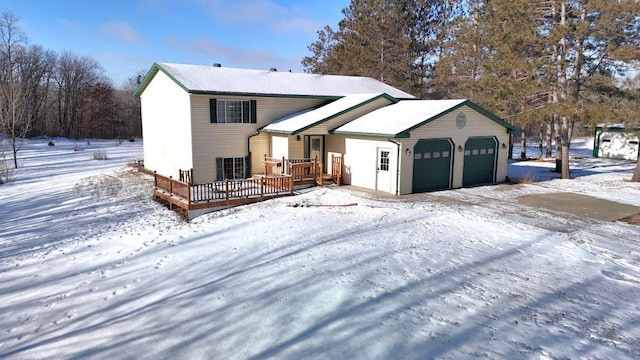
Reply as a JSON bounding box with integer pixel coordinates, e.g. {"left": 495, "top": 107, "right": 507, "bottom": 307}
{"left": 289, "top": 175, "right": 293, "bottom": 195}
{"left": 282, "top": 156, "right": 286, "bottom": 175}
{"left": 260, "top": 177, "right": 265, "bottom": 199}
{"left": 154, "top": 171, "right": 157, "bottom": 189}
{"left": 169, "top": 176, "right": 173, "bottom": 195}
{"left": 187, "top": 182, "right": 192, "bottom": 205}
{"left": 339, "top": 153, "right": 344, "bottom": 186}
{"left": 225, "top": 179, "right": 229, "bottom": 204}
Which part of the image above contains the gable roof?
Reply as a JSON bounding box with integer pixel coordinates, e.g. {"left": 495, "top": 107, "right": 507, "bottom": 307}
{"left": 332, "top": 99, "right": 519, "bottom": 138}
{"left": 261, "top": 93, "right": 398, "bottom": 135}
{"left": 134, "top": 62, "right": 416, "bottom": 99}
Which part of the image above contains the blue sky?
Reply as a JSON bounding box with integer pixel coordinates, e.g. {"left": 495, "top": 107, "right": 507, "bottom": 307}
{"left": 2, "top": 0, "right": 348, "bottom": 86}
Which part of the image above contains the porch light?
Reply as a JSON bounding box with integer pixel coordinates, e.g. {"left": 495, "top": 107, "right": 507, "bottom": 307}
{"left": 405, "top": 148, "right": 411, "bottom": 156}
{"left": 296, "top": 135, "right": 301, "bottom": 141}
{"left": 502, "top": 143, "right": 507, "bottom": 149}
{"left": 458, "top": 145, "right": 463, "bottom": 152}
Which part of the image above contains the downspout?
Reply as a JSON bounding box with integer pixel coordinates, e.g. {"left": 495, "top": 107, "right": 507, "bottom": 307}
{"left": 388, "top": 138, "right": 401, "bottom": 196}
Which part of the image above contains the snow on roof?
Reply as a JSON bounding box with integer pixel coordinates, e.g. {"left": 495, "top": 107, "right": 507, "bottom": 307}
{"left": 262, "top": 93, "right": 395, "bottom": 134}
{"left": 333, "top": 99, "right": 468, "bottom": 137}
{"left": 136, "top": 63, "right": 416, "bottom": 99}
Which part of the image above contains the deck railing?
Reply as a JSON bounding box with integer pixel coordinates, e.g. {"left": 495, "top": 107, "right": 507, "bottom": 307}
{"left": 331, "top": 154, "right": 343, "bottom": 186}
{"left": 154, "top": 172, "right": 293, "bottom": 206}
{"left": 264, "top": 155, "right": 326, "bottom": 185}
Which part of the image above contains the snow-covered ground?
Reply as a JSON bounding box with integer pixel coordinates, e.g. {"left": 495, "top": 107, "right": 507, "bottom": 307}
{"left": 1, "top": 138, "right": 639, "bottom": 359}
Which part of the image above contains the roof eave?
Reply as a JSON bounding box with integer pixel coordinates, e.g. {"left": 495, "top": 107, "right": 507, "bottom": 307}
{"left": 399, "top": 99, "right": 519, "bottom": 135}
{"left": 290, "top": 93, "right": 399, "bottom": 135}
{"left": 189, "top": 90, "right": 342, "bottom": 100}
{"left": 134, "top": 63, "right": 191, "bottom": 97}
{"left": 330, "top": 130, "right": 408, "bottom": 139}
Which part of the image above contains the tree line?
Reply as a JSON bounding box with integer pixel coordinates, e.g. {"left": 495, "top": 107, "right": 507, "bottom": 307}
{"left": 303, "top": 0, "right": 640, "bottom": 181}
{"left": 0, "top": 11, "right": 142, "bottom": 169}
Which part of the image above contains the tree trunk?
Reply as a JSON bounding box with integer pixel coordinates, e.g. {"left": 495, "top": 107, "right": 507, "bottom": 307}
{"left": 554, "top": 120, "right": 561, "bottom": 172}
{"left": 632, "top": 161, "right": 640, "bottom": 182}
{"left": 545, "top": 118, "right": 553, "bottom": 158}
{"left": 560, "top": 117, "right": 571, "bottom": 179}
{"left": 561, "top": 143, "right": 571, "bottom": 179}
{"left": 538, "top": 125, "right": 543, "bottom": 159}
{"left": 508, "top": 134, "right": 514, "bottom": 160}
{"left": 520, "top": 130, "right": 527, "bottom": 160}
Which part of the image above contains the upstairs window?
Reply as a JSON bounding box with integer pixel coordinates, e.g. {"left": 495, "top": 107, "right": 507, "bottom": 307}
{"left": 210, "top": 99, "right": 257, "bottom": 124}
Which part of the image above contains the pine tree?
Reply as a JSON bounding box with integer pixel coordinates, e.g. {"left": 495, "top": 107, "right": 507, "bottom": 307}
{"left": 302, "top": 0, "right": 448, "bottom": 97}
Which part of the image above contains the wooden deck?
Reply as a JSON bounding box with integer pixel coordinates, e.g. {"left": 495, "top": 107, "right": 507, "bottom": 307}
{"left": 152, "top": 154, "right": 343, "bottom": 220}
{"left": 153, "top": 173, "right": 294, "bottom": 220}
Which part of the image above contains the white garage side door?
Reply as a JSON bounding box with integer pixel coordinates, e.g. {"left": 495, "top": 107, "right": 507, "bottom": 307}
{"left": 376, "top": 147, "right": 392, "bottom": 193}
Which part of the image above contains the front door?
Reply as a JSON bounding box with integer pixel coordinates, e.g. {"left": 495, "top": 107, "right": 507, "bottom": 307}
{"left": 376, "top": 148, "right": 392, "bottom": 193}
{"left": 309, "top": 135, "right": 323, "bottom": 165}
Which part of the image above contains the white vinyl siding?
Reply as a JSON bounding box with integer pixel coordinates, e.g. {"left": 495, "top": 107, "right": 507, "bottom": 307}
{"left": 140, "top": 70, "right": 193, "bottom": 178}
{"left": 342, "top": 136, "right": 399, "bottom": 194}
{"left": 397, "top": 105, "right": 509, "bottom": 194}
{"left": 249, "top": 132, "right": 270, "bottom": 175}
{"left": 190, "top": 95, "right": 325, "bottom": 182}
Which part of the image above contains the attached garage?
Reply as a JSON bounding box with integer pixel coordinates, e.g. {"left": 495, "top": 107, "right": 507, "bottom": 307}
{"left": 463, "top": 137, "right": 498, "bottom": 186}
{"left": 332, "top": 99, "right": 519, "bottom": 195}
{"left": 412, "top": 139, "right": 453, "bottom": 192}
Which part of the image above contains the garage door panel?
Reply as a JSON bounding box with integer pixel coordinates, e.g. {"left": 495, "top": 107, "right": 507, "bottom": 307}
{"left": 463, "top": 137, "right": 497, "bottom": 187}
{"left": 413, "top": 139, "right": 453, "bottom": 193}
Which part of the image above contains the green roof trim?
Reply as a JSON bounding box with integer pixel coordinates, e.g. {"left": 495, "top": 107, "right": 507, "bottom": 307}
{"left": 261, "top": 93, "right": 398, "bottom": 135}
{"left": 401, "top": 99, "right": 520, "bottom": 135}
{"left": 290, "top": 93, "right": 398, "bottom": 135}
{"left": 329, "top": 130, "right": 410, "bottom": 139}
{"left": 134, "top": 63, "right": 382, "bottom": 101}
{"left": 134, "top": 63, "right": 190, "bottom": 97}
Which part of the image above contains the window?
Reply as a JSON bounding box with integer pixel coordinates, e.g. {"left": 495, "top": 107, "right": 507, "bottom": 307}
{"left": 216, "top": 156, "right": 250, "bottom": 180}
{"left": 210, "top": 99, "right": 256, "bottom": 124}
{"left": 379, "top": 151, "right": 390, "bottom": 171}
{"left": 311, "top": 139, "right": 320, "bottom": 151}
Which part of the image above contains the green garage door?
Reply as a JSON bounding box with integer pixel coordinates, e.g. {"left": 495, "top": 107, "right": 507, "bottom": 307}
{"left": 412, "top": 139, "right": 453, "bottom": 193}
{"left": 463, "top": 137, "right": 498, "bottom": 187}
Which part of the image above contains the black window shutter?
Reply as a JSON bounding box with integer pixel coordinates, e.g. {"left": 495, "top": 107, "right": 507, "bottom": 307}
{"left": 244, "top": 156, "right": 250, "bottom": 178}
{"left": 209, "top": 99, "right": 217, "bottom": 123}
{"left": 250, "top": 100, "right": 257, "bottom": 123}
{"left": 216, "top": 157, "right": 223, "bottom": 180}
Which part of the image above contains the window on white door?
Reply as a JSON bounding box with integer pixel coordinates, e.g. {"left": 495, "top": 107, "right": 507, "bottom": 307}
{"left": 379, "top": 150, "right": 390, "bottom": 171}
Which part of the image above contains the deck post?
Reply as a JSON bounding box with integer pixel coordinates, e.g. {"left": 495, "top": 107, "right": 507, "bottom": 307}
{"left": 154, "top": 171, "right": 157, "bottom": 189}
{"left": 190, "top": 168, "right": 194, "bottom": 185}
{"left": 187, "top": 182, "right": 192, "bottom": 205}
{"left": 260, "top": 178, "right": 265, "bottom": 199}
{"left": 339, "top": 154, "right": 344, "bottom": 186}
{"left": 225, "top": 179, "right": 229, "bottom": 204}
{"left": 282, "top": 157, "right": 286, "bottom": 175}
{"left": 290, "top": 175, "right": 293, "bottom": 194}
